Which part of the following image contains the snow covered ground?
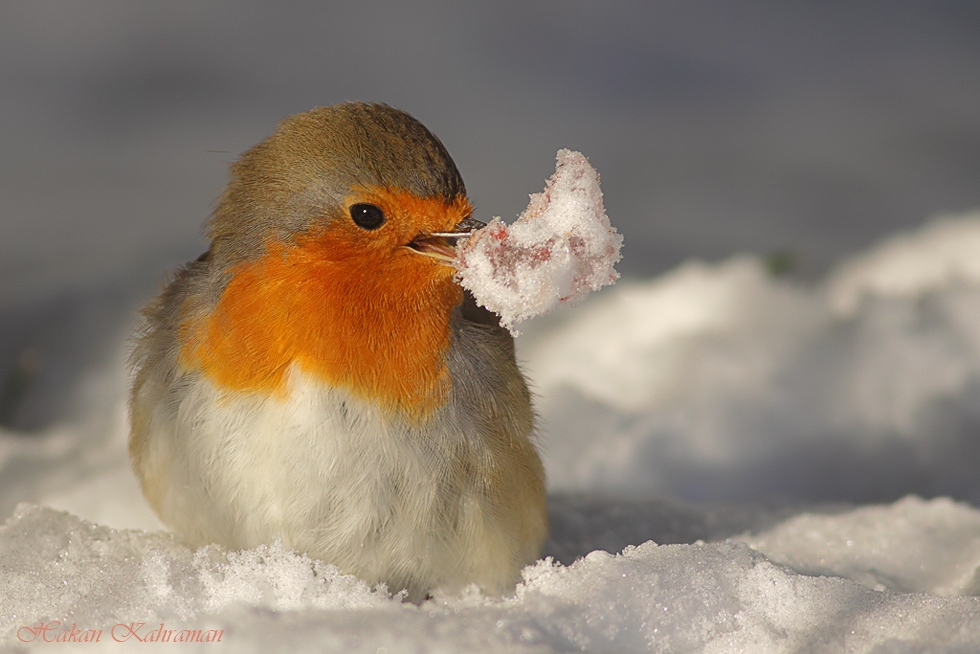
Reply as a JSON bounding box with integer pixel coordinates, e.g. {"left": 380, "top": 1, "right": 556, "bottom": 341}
{"left": 4, "top": 215, "right": 980, "bottom": 652}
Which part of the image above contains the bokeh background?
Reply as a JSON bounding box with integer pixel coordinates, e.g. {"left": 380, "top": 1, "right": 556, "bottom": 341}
{"left": 3, "top": 1, "right": 980, "bottom": 515}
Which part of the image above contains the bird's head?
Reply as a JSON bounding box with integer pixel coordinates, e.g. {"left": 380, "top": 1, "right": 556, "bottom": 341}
{"left": 209, "top": 102, "right": 480, "bottom": 279}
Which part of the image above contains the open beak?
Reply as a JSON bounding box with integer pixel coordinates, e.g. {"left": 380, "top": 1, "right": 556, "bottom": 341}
{"left": 406, "top": 216, "right": 485, "bottom": 264}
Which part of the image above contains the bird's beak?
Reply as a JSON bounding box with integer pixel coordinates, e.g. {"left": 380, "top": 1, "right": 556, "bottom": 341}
{"left": 406, "top": 216, "right": 485, "bottom": 264}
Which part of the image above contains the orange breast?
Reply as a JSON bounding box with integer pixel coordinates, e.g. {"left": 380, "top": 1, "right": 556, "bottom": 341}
{"left": 180, "top": 191, "right": 470, "bottom": 423}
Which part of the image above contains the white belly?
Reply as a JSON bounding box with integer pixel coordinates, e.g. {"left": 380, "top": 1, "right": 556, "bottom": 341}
{"left": 133, "top": 365, "right": 543, "bottom": 599}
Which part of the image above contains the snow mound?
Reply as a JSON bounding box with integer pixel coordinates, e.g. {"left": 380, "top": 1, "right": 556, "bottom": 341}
{"left": 0, "top": 504, "right": 387, "bottom": 636}
{"left": 525, "top": 215, "right": 980, "bottom": 503}
{"left": 5, "top": 502, "right": 980, "bottom": 652}
{"left": 827, "top": 213, "right": 980, "bottom": 316}
{"left": 524, "top": 256, "right": 812, "bottom": 412}
{"left": 742, "top": 496, "right": 980, "bottom": 596}
{"left": 455, "top": 149, "right": 622, "bottom": 335}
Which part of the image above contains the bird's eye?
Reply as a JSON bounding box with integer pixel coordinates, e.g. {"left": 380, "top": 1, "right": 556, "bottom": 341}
{"left": 349, "top": 203, "right": 386, "bottom": 230}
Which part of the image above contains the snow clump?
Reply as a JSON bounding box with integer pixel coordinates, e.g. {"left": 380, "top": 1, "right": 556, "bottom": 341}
{"left": 455, "top": 149, "right": 623, "bottom": 335}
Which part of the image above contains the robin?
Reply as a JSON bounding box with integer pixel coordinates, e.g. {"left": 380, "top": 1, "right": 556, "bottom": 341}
{"left": 129, "top": 102, "right": 547, "bottom": 601}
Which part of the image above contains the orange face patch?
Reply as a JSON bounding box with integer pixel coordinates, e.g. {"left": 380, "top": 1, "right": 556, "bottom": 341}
{"left": 181, "top": 188, "right": 473, "bottom": 422}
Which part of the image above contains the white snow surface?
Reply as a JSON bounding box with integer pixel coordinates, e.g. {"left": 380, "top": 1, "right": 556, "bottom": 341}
{"left": 455, "top": 150, "right": 622, "bottom": 335}
{"left": 5, "top": 214, "right": 980, "bottom": 651}
{"left": 526, "top": 212, "right": 980, "bottom": 504}
{"left": 4, "top": 501, "right": 980, "bottom": 652}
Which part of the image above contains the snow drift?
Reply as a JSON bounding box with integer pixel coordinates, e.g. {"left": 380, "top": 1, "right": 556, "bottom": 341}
{"left": 526, "top": 213, "right": 980, "bottom": 504}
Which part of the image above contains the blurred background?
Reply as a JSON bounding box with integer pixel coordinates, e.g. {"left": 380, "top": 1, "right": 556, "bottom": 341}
{"left": 2, "top": 1, "right": 980, "bottom": 524}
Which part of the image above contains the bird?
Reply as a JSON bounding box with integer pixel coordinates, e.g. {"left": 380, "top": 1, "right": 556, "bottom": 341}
{"left": 128, "top": 102, "right": 547, "bottom": 601}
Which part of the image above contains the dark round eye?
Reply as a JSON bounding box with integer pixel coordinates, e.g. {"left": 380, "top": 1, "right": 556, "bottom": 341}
{"left": 349, "top": 203, "right": 385, "bottom": 230}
